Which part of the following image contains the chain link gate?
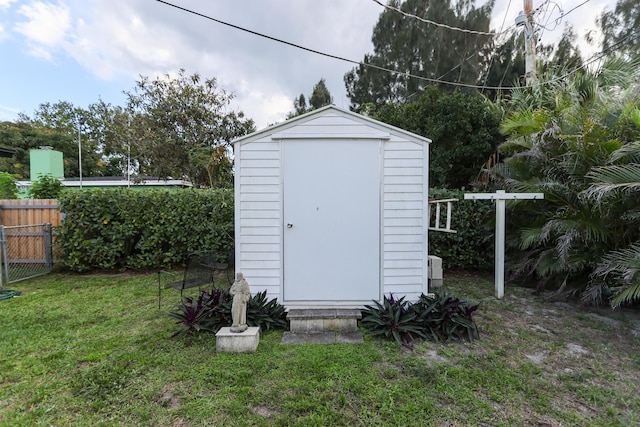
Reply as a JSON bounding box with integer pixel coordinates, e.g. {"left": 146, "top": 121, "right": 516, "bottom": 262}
{"left": 0, "top": 223, "right": 53, "bottom": 287}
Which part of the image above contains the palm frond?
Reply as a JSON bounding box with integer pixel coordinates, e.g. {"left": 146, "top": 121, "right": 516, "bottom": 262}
{"left": 611, "top": 282, "right": 640, "bottom": 308}
{"left": 520, "top": 227, "right": 545, "bottom": 250}
{"left": 500, "top": 108, "right": 548, "bottom": 138}
{"left": 610, "top": 140, "right": 640, "bottom": 163}
{"left": 585, "top": 164, "right": 640, "bottom": 202}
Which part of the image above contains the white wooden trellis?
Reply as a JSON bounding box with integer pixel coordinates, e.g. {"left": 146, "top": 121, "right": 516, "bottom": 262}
{"left": 427, "top": 198, "right": 458, "bottom": 233}
{"left": 464, "top": 190, "right": 544, "bottom": 299}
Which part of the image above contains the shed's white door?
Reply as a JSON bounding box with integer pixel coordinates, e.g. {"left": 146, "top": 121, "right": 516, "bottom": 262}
{"left": 283, "top": 139, "right": 380, "bottom": 303}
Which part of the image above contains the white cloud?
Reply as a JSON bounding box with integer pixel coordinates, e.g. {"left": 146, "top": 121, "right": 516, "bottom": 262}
{"left": 0, "top": 0, "right": 17, "bottom": 9}
{"left": 14, "top": 1, "right": 71, "bottom": 60}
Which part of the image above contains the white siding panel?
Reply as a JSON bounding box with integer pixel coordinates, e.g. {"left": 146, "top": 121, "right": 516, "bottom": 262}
{"left": 242, "top": 167, "right": 280, "bottom": 177}
{"left": 240, "top": 210, "right": 280, "bottom": 219}
{"left": 242, "top": 268, "right": 280, "bottom": 278}
{"left": 240, "top": 184, "right": 279, "bottom": 194}
{"left": 299, "top": 115, "right": 360, "bottom": 126}
{"left": 384, "top": 184, "right": 423, "bottom": 193}
{"left": 240, "top": 192, "right": 280, "bottom": 202}
{"left": 244, "top": 276, "right": 280, "bottom": 287}
{"left": 385, "top": 167, "right": 423, "bottom": 176}
{"left": 385, "top": 158, "right": 423, "bottom": 168}
{"left": 280, "top": 125, "right": 378, "bottom": 135}
{"left": 384, "top": 243, "right": 423, "bottom": 252}
{"left": 239, "top": 201, "right": 280, "bottom": 211}
{"left": 384, "top": 226, "right": 423, "bottom": 236}
{"left": 240, "top": 159, "right": 280, "bottom": 168}
{"left": 384, "top": 150, "right": 423, "bottom": 159}
{"left": 384, "top": 217, "right": 423, "bottom": 227}
{"left": 384, "top": 201, "right": 424, "bottom": 210}
{"left": 383, "top": 209, "right": 422, "bottom": 218}
{"left": 384, "top": 251, "right": 422, "bottom": 260}
{"left": 241, "top": 252, "right": 280, "bottom": 261}
{"left": 384, "top": 175, "right": 424, "bottom": 185}
{"left": 383, "top": 141, "right": 421, "bottom": 151}
{"left": 240, "top": 243, "right": 280, "bottom": 253}
{"left": 384, "top": 192, "right": 423, "bottom": 202}
{"left": 239, "top": 176, "right": 280, "bottom": 185}
{"left": 384, "top": 268, "right": 423, "bottom": 277}
{"left": 239, "top": 234, "right": 280, "bottom": 244}
{"left": 384, "top": 234, "right": 422, "bottom": 244}
{"left": 384, "top": 275, "right": 423, "bottom": 285}
{"left": 240, "top": 150, "right": 280, "bottom": 160}
{"left": 240, "top": 226, "right": 281, "bottom": 236}
{"left": 382, "top": 137, "right": 427, "bottom": 302}
{"left": 240, "top": 218, "right": 281, "bottom": 227}
{"left": 384, "top": 260, "right": 422, "bottom": 269}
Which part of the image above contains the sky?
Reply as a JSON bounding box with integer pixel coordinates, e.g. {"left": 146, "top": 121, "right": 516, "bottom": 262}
{"left": 0, "top": 0, "right": 617, "bottom": 129}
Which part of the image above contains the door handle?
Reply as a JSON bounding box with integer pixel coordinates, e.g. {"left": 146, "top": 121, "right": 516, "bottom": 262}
{"left": 287, "top": 223, "right": 293, "bottom": 228}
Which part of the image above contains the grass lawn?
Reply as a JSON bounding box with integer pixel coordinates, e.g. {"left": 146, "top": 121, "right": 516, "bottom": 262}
{"left": 0, "top": 271, "right": 638, "bottom": 426}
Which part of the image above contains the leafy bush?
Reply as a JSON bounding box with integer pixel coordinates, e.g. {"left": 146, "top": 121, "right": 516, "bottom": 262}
{"left": 360, "top": 294, "right": 425, "bottom": 348}
{"left": 56, "top": 188, "right": 234, "bottom": 271}
{"left": 29, "top": 174, "right": 64, "bottom": 199}
{"left": 429, "top": 188, "right": 494, "bottom": 270}
{"left": 0, "top": 172, "right": 18, "bottom": 199}
{"left": 168, "top": 289, "right": 230, "bottom": 337}
{"left": 245, "top": 290, "right": 289, "bottom": 331}
{"left": 360, "top": 292, "right": 480, "bottom": 348}
{"left": 411, "top": 292, "right": 480, "bottom": 342}
{"left": 169, "top": 288, "right": 288, "bottom": 337}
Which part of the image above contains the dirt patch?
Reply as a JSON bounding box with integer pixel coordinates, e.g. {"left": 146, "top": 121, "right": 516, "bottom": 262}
{"left": 156, "top": 385, "right": 180, "bottom": 409}
{"left": 252, "top": 405, "right": 277, "bottom": 417}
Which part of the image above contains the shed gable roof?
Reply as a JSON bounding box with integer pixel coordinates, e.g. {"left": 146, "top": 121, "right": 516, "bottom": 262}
{"left": 234, "top": 105, "right": 431, "bottom": 145}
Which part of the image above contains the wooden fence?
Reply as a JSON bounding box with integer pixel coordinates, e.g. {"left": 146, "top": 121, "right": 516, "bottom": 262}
{"left": 0, "top": 199, "right": 63, "bottom": 227}
{"left": 0, "top": 200, "right": 62, "bottom": 272}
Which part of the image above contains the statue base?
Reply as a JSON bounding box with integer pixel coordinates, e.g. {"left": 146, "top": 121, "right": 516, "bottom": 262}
{"left": 215, "top": 326, "right": 260, "bottom": 353}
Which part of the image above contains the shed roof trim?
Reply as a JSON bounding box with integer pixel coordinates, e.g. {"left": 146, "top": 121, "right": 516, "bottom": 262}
{"left": 233, "top": 105, "right": 431, "bottom": 145}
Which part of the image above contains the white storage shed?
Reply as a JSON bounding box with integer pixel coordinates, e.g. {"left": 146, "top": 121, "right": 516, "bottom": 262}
{"left": 234, "top": 105, "right": 432, "bottom": 308}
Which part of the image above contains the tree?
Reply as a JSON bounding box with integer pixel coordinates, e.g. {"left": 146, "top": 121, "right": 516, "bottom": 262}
{"left": 126, "top": 69, "right": 255, "bottom": 187}
{"left": 374, "top": 86, "right": 502, "bottom": 188}
{"left": 480, "top": 33, "right": 526, "bottom": 100}
{"left": 309, "top": 78, "right": 333, "bottom": 109}
{"left": 598, "top": 0, "right": 640, "bottom": 60}
{"left": 487, "top": 57, "right": 640, "bottom": 305}
{"left": 345, "top": 0, "right": 494, "bottom": 111}
{"left": 290, "top": 94, "right": 308, "bottom": 118}
{"left": 287, "top": 78, "right": 334, "bottom": 119}
{"left": 549, "top": 26, "right": 583, "bottom": 72}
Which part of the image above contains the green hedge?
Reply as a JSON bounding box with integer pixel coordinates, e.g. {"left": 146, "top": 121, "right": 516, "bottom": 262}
{"left": 429, "top": 189, "right": 494, "bottom": 270}
{"left": 56, "top": 187, "right": 492, "bottom": 272}
{"left": 57, "top": 188, "right": 234, "bottom": 272}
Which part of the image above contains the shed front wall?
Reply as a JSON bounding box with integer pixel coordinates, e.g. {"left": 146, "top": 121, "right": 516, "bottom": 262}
{"left": 235, "top": 112, "right": 428, "bottom": 306}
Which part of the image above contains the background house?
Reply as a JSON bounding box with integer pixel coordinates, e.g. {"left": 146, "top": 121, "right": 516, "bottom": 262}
{"left": 15, "top": 147, "right": 191, "bottom": 198}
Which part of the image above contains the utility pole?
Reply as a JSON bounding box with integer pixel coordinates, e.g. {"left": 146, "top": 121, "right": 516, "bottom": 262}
{"left": 524, "top": 0, "right": 537, "bottom": 84}
{"left": 516, "top": 0, "right": 537, "bottom": 84}
{"left": 77, "top": 116, "right": 85, "bottom": 189}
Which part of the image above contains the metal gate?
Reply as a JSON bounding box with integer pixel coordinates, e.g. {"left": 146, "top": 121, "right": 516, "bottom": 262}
{"left": 0, "top": 223, "right": 53, "bottom": 287}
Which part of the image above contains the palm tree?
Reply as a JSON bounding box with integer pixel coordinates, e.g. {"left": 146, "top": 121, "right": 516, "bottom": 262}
{"left": 487, "top": 57, "right": 640, "bottom": 304}
{"left": 585, "top": 117, "right": 640, "bottom": 306}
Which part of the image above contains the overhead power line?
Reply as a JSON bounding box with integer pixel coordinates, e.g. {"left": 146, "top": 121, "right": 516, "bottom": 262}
{"left": 371, "top": 0, "right": 498, "bottom": 36}
{"left": 153, "top": 0, "right": 505, "bottom": 90}
{"left": 154, "top": 0, "right": 638, "bottom": 95}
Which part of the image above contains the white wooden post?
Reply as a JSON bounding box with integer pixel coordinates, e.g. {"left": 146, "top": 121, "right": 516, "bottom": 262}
{"left": 463, "top": 190, "right": 544, "bottom": 299}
